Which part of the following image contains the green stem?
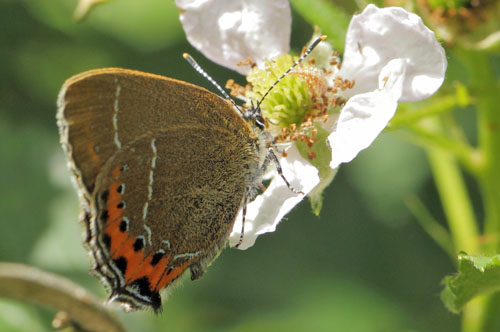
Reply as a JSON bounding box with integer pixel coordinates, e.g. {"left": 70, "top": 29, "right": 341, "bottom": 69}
{"left": 404, "top": 124, "right": 478, "bottom": 174}
{"left": 467, "top": 56, "right": 500, "bottom": 244}
{"left": 462, "top": 294, "right": 500, "bottom": 332}
{"left": 426, "top": 121, "right": 479, "bottom": 254}
{"left": 425, "top": 125, "right": 485, "bottom": 332}
{"left": 389, "top": 95, "right": 461, "bottom": 130}
{"left": 454, "top": 49, "right": 500, "bottom": 332}
{"left": 462, "top": 296, "right": 488, "bottom": 332}
{"left": 405, "top": 195, "right": 455, "bottom": 259}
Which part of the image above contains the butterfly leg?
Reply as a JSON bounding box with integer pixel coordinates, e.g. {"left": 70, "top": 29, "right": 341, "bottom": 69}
{"left": 260, "top": 131, "right": 286, "bottom": 154}
{"left": 234, "top": 148, "right": 304, "bottom": 248}
{"left": 267, "top": 148, "right": 304, "bottom": 195}
{"left": 234, "top": 194, "right": 249, "bottom": 248}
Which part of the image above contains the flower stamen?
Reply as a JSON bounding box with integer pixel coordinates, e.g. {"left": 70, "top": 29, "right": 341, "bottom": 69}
{"left": 229, "top": 47, "right": 357, "bottom": 160}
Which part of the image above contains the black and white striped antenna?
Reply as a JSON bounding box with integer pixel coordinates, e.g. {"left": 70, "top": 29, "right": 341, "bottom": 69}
{"left": 182, "top": 53, "right": 244, "bottom": 114}
{"left": 256, "top": 35, "right": 326, "bottom": 109}
{"left": 182, "top": 35, "right": 327, "bottom": 116}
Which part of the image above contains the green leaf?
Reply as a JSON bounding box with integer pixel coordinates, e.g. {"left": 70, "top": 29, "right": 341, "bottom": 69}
{"left": 441, "top": 253, "right": 500, "bottom": 313}
{"left": 296, "top": 125, "right": 337, "bottom": 215}
{"left": 289, "top": 0, "right": 349, "bottom": 52}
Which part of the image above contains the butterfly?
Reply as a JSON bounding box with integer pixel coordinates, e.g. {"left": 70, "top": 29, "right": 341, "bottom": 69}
{"left": 57, "top": 36, "right": 324, "bottom": 312}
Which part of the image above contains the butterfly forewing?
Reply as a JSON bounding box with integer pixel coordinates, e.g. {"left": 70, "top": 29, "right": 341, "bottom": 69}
{"left": 58, "top": 68, "right": 250, "bottom": 193}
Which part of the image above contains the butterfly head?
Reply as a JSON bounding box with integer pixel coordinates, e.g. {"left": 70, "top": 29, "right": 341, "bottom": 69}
{"left": 242, "top": 101, "right": 266, "bottom": 131}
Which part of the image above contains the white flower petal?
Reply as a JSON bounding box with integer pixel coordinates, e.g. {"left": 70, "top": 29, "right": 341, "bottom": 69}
{"left": 339, "top": 4, "right": 446, "bottom": 102}
{"left": 176, "top": 0, "right": 291, "bottom": 74}
{"left": 229, "top": 146, "right": 320, "bottom": 249}
{"left": 329, "top": 59, "right": 406, "bottom": 169}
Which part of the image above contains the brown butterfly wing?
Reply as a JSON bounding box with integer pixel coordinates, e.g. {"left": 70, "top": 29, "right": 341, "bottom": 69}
{"left": 58, "top": 68, "right": 251, "bottom": 194}
{"left": 57, "top": 68, "right": 260, "bottom": 311}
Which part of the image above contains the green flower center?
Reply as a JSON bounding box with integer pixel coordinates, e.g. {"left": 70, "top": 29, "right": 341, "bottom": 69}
{"left": 246, "top": 54, "right": 315, "bottom": 128}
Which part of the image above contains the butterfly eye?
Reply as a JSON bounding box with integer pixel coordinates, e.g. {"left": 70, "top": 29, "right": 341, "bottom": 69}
{"left": 255, "top": 114, "right": 265, "bottom": 130}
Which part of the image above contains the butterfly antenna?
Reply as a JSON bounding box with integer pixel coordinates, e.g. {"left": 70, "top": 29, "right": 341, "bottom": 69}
{"left": 256, "top": 35, "right": 327, "bottom": 109}
{"left": 183, "top": 53, "right": 243, "bottom": 114}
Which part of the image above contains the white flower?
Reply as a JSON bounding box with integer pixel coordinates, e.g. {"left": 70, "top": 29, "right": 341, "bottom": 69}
{"left": 176, "top": 1, "right": 447, "bottom": 249}
{"left": 176, "top": 0, "right": 291, "bottom": 74}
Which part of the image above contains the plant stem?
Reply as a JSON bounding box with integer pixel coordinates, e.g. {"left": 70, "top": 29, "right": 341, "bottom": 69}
{"left": 426, "top": 123, "right": 479, "bottom": 254}
{"left": 468, "top": 55, "right": 500, "bottom": 245}
{"left": 0, "top": 262, "right": 124, "bottom": 332}
{"left": 405, "top": 195, "right": 456, "bottom": 259}
{"left": 389, "top": 94, "right": 461, "bottom": 130}
{"left": 454, "top": 48, "right": 500, "bottom": 332}
{"left": 405, "top": 124, "right": 478, "bottom": 174}
{"left": 462, "top": 294, "right": 500, "bottom": 332}
{"left": 425, "top": 117, "right": 484, "bottom": 332}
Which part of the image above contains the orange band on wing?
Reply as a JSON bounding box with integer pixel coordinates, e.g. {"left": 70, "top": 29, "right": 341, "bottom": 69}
{"left": 122, "top": 246, "right": 147, "bottom": 281}
{"left": 112, "top": 236, "right": 134, "bottom": 259}
{"left": 105, "top": 219, "right": 127, "bottom": 254}
{"left": 105, "top": 182, "right": 123, "bottom": 225}
{"left": 144, "top": 257, "right": 170, "bottom": 288}
{"left": 155, "top": 260, "right": 191, "bottom": 291}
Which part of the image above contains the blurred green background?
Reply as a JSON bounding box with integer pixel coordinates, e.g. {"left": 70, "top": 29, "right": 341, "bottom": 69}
{"left": 0, "top": 0, "right": 466, "bottom": 331}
